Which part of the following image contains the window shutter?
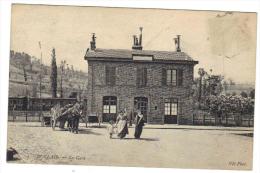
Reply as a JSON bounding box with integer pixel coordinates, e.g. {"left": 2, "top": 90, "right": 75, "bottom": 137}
{"left": 111, "top": 67, "right": 116, "bottom": 86}
{"left": 106, "top": 66, "right": 116, "bottom": 86}
{"left": 136, "top": 68, "right": 141, "bottom": 86}
{"left": 177, "top": 69, "right": 183, "bottom": 86}
{"left": 162, "top": 68, "right": 166, "bottom": 86}
{"left": 143, "top": 68, "right": 147, "bottom": 86}
{"left": 105, "top": 66, "right": 110, "bottom": 85}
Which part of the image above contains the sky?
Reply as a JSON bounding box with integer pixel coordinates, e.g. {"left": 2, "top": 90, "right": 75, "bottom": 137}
{"left": 10, "top": 4, "right": 257, "bottom": 84}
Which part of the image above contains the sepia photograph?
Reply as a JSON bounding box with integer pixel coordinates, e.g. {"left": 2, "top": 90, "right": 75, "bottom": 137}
{"left": 4, "top": 3, "right": 257, "bottom": 171}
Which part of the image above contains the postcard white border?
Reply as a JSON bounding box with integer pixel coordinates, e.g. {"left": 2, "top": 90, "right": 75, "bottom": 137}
{"left": 0, "top": 0, "right": 259, "bottom": 173}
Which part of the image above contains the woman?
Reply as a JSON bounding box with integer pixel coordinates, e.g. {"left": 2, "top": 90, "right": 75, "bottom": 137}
{"left": 116, "top": 110, "right": 129, "bottom": 139}
{"left": 134, "top": 110, "right": 145, "bottom": 139}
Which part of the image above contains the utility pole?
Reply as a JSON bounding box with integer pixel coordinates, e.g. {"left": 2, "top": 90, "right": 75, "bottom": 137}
{"left": 39, "top": 41, "right": 43, "bottom": 121}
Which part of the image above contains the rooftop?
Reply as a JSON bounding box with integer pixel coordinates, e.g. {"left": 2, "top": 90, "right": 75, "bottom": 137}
{"left": 84, "top": 48, "right": 198, "bottom": 64}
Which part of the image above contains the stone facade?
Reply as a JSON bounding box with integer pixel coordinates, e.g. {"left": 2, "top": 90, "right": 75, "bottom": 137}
{"left": 85, "top": 54, "right": 198, "bottom": 124}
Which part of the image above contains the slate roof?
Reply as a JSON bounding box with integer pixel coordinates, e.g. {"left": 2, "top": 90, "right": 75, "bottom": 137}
{"left": 84, "top": 48, "right": 198, "bottom": 64}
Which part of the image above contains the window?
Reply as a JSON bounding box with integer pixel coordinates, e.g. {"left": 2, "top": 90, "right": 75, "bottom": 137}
{"left": 136, "top": 67, "right": 147, "bottom": 87}
{"left": 106, "top": 66, "right": 116, "bottom": 86}
{"left": 162, "top": 69, "right": 183, "bottom": 86}
{"left": 167, "top": 69, "right": 177, "bottom": 86}
{"left": 103, "top": 96, "right": 117, "bottom": 114}
{"left": 164, "top": 98, "right": 178, "bottom": 116}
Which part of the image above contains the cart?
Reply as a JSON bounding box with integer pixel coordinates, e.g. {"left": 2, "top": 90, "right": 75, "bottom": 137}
{"left": 41, "top": 112, "right": 52, "bottom": 126}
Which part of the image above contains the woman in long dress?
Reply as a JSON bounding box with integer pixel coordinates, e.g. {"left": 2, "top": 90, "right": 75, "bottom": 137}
{"left": 134, "top": 110, "right": 145, "bottom": 139}
{"left": 116, "top": 110, "right": 129, "bottom": 139}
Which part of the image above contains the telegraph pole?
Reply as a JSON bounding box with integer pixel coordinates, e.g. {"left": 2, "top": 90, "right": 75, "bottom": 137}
{"left": 39, "top": 41, "right": 43, "bottom": 121}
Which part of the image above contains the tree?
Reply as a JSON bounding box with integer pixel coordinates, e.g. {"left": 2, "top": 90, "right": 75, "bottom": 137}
{"left": 232, "top": 92, "right": 237, "bottom": 96}
{"left": 60, "top": 60, "right": 66, "bottom": 98}
{"left": 50, "top": 48, "right": 57, "bottom": 98}
{"left": 223, "top": 80, "right": 228, "bottom": 92}
{"left": 205, "top": 95, "right": 254, "bottom": 115}
{"left": 198, "top": 68, "right": 206, "bottom": 105}
{"left": 249, "top": 89, "right": 255, "bottom": 99}
{"left": 240, "top": 91, "right": 248, "bottom": 98}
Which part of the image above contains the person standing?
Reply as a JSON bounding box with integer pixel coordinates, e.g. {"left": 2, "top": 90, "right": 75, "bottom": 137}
{"left": 134, "top": 110, "right": 145, "bottom": 139}
{"left": 116, "top": 110, "right": 129, "bottom": 139}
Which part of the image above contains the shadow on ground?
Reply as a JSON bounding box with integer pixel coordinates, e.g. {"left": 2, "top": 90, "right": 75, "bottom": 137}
{"left": 145, "top": 127, "right": 253, "bottom": 132}
{"left": 232, "top": 133, "right": 254, "bottom": 137}
{"left": 77, "top": 129, "right": 102, "bottom": 136}
{"left": 111, "top": 137, "right": 159, "bottom": 141}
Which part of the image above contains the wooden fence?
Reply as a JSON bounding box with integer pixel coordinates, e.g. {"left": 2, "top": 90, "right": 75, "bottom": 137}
{"left": 192, "top": 110, "right": 254, "bottom": 127}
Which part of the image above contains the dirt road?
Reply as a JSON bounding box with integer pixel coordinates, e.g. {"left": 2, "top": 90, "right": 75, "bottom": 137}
{"left": 7, "top": 122, "right": 253, "bottom": 170}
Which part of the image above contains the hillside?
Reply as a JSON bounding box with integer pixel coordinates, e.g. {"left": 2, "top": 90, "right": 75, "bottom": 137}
{"left": 9, "top": 50, "right": 88, "bottom": 99}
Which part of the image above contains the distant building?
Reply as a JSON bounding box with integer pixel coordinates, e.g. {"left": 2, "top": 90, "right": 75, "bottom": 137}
{"left": 84, "top": 29, "right": 198, "bottom": 124}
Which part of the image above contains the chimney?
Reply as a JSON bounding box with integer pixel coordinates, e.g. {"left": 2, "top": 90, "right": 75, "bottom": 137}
{"left": 139, "top": 27, "right": 143, "bottom": 46}
{"left": 133, "top": 35, "right": 137, "bottom": 45}
{"left": 132, "top": 27, "right": 143, "bottom": 50}
{"left": 90, "top": 33, "right": 96, "bottom": 50}
{"left": 174, "top": 35, "right": 181, "bottom": 52}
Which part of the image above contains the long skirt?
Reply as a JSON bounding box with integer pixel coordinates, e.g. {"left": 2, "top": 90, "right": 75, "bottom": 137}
{"left": 134, "top": 125, "right": 143, "bottom": 139}
{"left": 117, "top": 120, "right": 128, "bottom": 139}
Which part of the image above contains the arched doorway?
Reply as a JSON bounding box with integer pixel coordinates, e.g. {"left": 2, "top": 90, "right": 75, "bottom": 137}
{"left": 134, "top": 97, "right": 148, "bottom": 122}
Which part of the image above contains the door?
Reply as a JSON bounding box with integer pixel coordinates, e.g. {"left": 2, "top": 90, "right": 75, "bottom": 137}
{"left": 164, "top": 98, "right": 178, "bottom": 124}
{"left": 102, "top": 96, "right": 117, "bottom": 122}
{"left": 134, "top": 97, "right": 148, "bottom": 122}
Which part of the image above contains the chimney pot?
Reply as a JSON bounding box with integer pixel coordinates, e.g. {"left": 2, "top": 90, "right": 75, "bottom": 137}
{"left": 90, "top": 33, "right": 96, "bottom": 50}
{"left": 175, "top": 35, "right": 181, "bottom": 52}
{"left": 132, "top": 27, "right": 143, "bottom": 50}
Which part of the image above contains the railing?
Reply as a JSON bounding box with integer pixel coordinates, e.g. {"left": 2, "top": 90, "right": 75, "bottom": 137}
{"left": 192, "top": 110, "right": 254, "bottom": 127}
{"left": 8, "top": 110, "right": 51, "bottom": 122}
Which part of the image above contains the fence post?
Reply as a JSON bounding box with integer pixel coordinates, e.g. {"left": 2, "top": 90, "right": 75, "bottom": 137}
{"left": 39, "top": 112, "right": 41, "bottom": 122}
{"left": 240, "top": 114, "right": 242, "bottom": 126}
{"left": 192, "top": 113, "right": 194, "bottom": 125}
{"left": 26, "top": 111, "right": 28, "bottom": 122}
{"left": 225, "top": 113, "right": 228, "bottom": 126}
{"left": 203, "top": 114, "right": 205, "bottom": 125}
{"left": 248, "top": 115, "right": 251, "bottom": 127}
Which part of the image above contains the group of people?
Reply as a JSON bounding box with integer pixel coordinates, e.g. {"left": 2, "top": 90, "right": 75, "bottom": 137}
{"left": 107, "top": 109, "right": 145, "bottom": 139}
{"left": 51, "top": 102, "right": 145, "bottom": 138}
{"left": 51, "top": 101, "right": 83, "bottom": 134}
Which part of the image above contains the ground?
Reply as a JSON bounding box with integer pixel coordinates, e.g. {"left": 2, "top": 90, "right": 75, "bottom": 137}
{"left": 7, "top": 122, "right": 253, "bottom": 170}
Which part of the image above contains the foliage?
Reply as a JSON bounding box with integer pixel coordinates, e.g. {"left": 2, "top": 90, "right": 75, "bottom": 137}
{"left": 249, "top": 89, "right": 255, "bottom": 99}
{"left": 205, "top": 95, "right": 254, "bottom": 115}
{"left": 240, "top": 91, "right": 248, "bottom": 98}
{"left": 193, "top": 68, "right": 223, "bottom": 103}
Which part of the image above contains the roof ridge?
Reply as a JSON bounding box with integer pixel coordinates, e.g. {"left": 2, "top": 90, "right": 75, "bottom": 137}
{"left": 95, "top": 48, "right": 185, "bottom": 54}
{"left": 85, "top": 48, "right": 197, "bottom": 63}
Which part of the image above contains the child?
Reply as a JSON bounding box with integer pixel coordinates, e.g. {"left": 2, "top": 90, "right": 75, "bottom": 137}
{"left": 107, "top": 120, "right": 115, "bottom": 139}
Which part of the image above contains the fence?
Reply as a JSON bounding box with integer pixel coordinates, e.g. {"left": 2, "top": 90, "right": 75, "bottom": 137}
{"left": 8, "top": 111, "right": 50, "bottom": 122}
{"left": 8, "top": 110, "right": 86, "bottom": 123}
{"left": 192, "top": 110, "right": 254, "bottom": 127}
